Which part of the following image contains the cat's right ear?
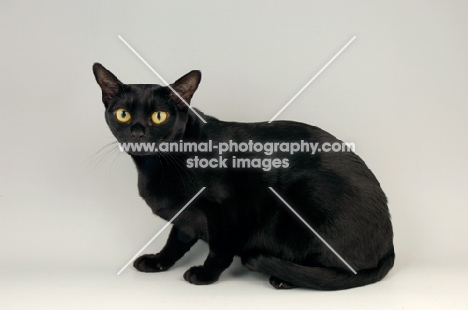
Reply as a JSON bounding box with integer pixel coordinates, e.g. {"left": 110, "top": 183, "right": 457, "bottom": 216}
{"left": 92, "top": 63, "right": 123, "bottom": 107}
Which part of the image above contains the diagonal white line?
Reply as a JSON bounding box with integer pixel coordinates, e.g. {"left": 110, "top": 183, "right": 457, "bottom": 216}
{"left": 117, "top": 187, "right": 206, "bottom": 275}
{"left": 268, "top": 187, "right": 357, "bottom": 274}
{"left": 268, "top": 36, "right": 356, "bottom": 123}
{"left": 118, "top": 35, "right": 207, "bottom": 124}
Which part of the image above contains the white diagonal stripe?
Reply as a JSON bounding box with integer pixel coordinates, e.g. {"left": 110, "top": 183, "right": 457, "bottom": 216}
{"left": 117, "top": 187, "right": 206, "bottom": 275}
{"left": 268, "top": 187, "right": 357, "bottom": 274}
{"left": 268, "top": 36, "right": 356, "bottom": 123}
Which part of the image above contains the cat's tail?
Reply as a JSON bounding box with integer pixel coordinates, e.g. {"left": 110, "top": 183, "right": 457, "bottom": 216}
{"left": 243, "top": 250, "right": 395, "bottom": 290}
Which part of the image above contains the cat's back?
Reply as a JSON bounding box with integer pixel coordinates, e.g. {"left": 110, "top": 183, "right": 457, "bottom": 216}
{"left": 203, "top": 118, "right": 386, "bottom": 209}
{"left": 204, "top": 119, "right": 337, "bottom": 143}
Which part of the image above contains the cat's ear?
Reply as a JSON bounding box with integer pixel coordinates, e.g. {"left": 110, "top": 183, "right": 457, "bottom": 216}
{"left": 170, "top": 70, "right": 201, "bottom": 110}
{"left": 92, "top": 63, "right": 123, "bottom": 107}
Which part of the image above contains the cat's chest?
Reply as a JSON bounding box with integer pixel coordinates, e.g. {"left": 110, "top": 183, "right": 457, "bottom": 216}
{"left": 137, "top": 176, "right": 208, "bottom": 241}
{"left": 137, "top": 168, "right": 186, "bottom": 204}
{"left": 141, "top": 194, "right": 208, "bottom": 241}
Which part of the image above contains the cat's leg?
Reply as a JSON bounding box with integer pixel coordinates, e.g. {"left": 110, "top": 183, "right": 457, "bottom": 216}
{"left": 183, "top": 248, "right": 235, "bottom": 285}
{"left": 134, "top": 226, "right": 197, "bottom": 272}
{"left": 183, "top": 216, "right": 244, "bottom": 285}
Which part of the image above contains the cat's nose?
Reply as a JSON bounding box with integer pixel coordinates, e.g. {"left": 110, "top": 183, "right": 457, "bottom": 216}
{"left": 131, "top": 124, "right": 146, "bottom": 141}
{"left": 132, "top": 132, "right": 145, "bottom": 141}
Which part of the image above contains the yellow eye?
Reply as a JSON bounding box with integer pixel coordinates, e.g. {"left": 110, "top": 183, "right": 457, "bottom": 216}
{"left": 115, "top": 108, "right": 131, "bottom": 123}
{"left": 151, "top": 111, "right": 168, "bottom": 124}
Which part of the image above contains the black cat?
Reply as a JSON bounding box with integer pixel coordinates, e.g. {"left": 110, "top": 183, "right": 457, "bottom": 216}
{"left": 93, "top": 63, "right": 394, "bottom": 290}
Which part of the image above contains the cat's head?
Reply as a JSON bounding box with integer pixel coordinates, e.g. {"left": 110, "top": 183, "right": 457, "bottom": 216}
{"left": 92, "top": 63, "right": 201, "bottom": 155}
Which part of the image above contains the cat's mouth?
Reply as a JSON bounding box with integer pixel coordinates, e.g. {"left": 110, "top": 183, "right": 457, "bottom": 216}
{"left": 123, "top": 145, "right": 160, "bottom": 156}
{"left": 126, "top": 150, "right": 159, "bottom": 156}
{"left": 119, "top": 139, "right": 168, "bottom": 156}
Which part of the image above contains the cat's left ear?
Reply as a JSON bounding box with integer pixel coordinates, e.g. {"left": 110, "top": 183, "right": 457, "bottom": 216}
{"left": 170, "top": 70, "right": 201, "bottom": 110}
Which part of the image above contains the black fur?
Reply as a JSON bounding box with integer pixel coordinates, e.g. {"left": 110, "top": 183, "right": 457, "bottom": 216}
{"left": 93, "top": 63, "right": 395, "bottom": 289}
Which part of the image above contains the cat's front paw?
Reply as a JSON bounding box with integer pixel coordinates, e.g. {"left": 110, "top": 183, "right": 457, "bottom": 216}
{"left": 183, "top": 266, "right": 218, "bottom": 285}
{"left": 133, "top": 253, "right": 171, "bottom": 272}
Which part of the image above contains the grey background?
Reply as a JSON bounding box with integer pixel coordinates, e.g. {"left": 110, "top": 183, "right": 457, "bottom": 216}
{"left": 1, "top": 0, "right": 467, "bottom": 309}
